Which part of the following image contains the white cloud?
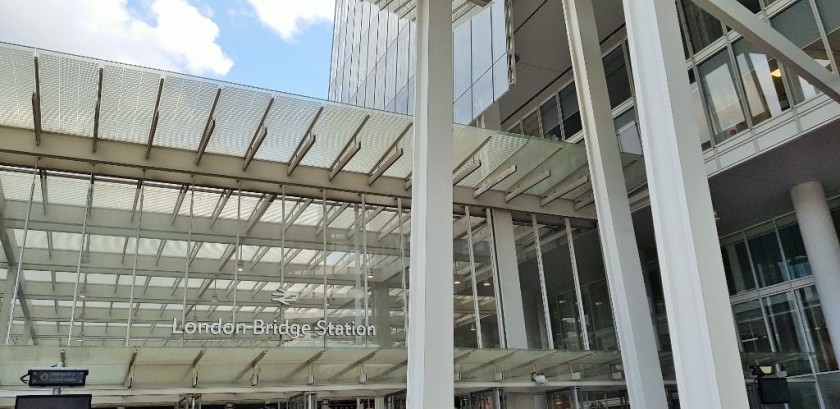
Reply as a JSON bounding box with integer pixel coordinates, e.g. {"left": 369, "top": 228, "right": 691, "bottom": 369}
{"left": 0, "top": 0, "right": 234, "bottom": 76}
{"left": 247, "top": 0, "right": 334, "bottom": 42}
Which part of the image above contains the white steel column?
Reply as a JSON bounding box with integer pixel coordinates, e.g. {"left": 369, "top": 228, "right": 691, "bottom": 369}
{"left": 621, "top": 0, "right": 750, "bottom": 407}
{"left": 407, "top": 0, "right": 454, "bottom": 407}
{"left": 791, "top": 181, "right": 840, "bottom": 362}
{"left": 490, "top": 209, "right": 529, "bottom": 348}
{"left": 561, "top": 0, "right": 668, "bottom": 407}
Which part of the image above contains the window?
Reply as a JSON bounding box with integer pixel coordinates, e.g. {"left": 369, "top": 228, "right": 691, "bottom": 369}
{"left": 559, "top": 84, "right": 582, "bottom": 138}
{"left": 681, "top": 0, "right": 724, "bottom": 52}
{"left": 454, "top": 23, "right": 472, "bottom": 100}
{"left": 721, "top": 234, "right": 756, "bottom": 295}
{"left": 614, "top": 109, "right": 642, "bottom": 155}
{"left": 746, "top": 222, "right": 787, "bottom": 287}
{"left": 473, "top": 70, "right": 494, "bottom": 119}
{"left": 732, "top": 39, "right": 790, "bottom": 125}
{"left": 763, "top": 292, "right": 812, "bottom": 375}
{"left": 471, "top": 8, "right": 493, "bottom": 82}
{"left": 521, "top": 110, "right": 541, "bottom": 137}
{"left": 815, "top": 0, "right": 840, "bottom": 73}
{"left": 733, "top": 300, "right": 772, "bottom": 353}
{"left": 771, "top": 0, "right": 830, "bottom": 103}
{"left": 698, "top": 51, "right": 749, "bottom": 143}
{"left": 688, "top": 69, "right": 713, "bottom": 150}
{"left": 775, "top": 214, "right": 811, "bottom": 280}
{"left": 603, "top": 47, "right": 633, "bottom": 108}
{"left": 540, "top": 96, "right": 562, "bottom": 141}
{"left": 799, "top": 286, "right": 838, "bottom": 372}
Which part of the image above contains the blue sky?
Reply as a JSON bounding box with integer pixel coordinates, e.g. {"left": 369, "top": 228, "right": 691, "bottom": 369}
{"left": 0, "top": 0, "right": 337, "bottom": 99}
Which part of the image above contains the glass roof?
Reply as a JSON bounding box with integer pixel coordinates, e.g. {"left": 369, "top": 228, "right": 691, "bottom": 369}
{"left": 0, "top": 41, "right": 642, "bottom": 210}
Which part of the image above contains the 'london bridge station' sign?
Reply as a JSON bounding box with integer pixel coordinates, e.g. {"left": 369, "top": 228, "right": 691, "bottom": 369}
{"left": 171, "top": 318, "right": 377, "bottom": 338}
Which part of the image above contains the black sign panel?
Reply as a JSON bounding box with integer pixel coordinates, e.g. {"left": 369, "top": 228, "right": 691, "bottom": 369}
{"left": 27, "top": 369, "right": 89, "bottom": 387}
{"left": 757, "top": 377, "right": 791, "bottom": 404}
{"left": 16, "top": 394, "right": 91, "bottom": 409}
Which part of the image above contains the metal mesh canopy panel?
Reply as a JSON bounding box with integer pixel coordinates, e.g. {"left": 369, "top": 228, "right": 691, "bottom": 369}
{"left": 0, "top": 41, "right": 621, "bottom": 204}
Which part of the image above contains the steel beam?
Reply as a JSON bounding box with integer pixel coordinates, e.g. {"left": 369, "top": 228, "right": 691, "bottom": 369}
{"left": 0, "top": 127, "right": 593, "bottom": 219}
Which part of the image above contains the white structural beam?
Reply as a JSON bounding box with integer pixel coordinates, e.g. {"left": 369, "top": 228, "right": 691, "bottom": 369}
{"left": 622, "top": 0, "right": 750, "bottom": 407}
{"left": 790, "top": 181, "right": 840, "bottom": 362}
{"left": 489, "top": 210, "right": 528, "bottom": 349}
{"left": 407, "top": 0, "right": 454, "bottom": 407}
{"left": 691, "top": 0, "right": 840, "bottom": 102}
{"left": 561, "top": 0, "right": 668, "bottom": 407}
{"left": 0, "top": 127, "right": 592, "bottom": 220}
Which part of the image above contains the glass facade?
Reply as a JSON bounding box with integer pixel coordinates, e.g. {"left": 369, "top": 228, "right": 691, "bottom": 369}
{"left": 329, "top": 0, "right": 512, "bottom": 125}
{"left": 506, "top": 0, "right": 840, "bottom": 150}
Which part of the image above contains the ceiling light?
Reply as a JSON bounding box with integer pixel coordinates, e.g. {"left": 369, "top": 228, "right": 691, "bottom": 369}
{"left": 454, "top": 279, "right": 461, "bottom": 285}
{"left": 770, "top": 68, "right": 782, "bottom": 78}
{"left": 483, "top": 281, "right": 491, "bottom": 287}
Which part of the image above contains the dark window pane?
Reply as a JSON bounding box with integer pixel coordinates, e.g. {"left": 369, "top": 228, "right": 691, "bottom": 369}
{"left": 681, "top": 0, "right": 724, "bottom": 51}
{"left": 763, "top": 293, "right": 812, "bottom": 375}
{"left": 733, "top": 300, "right": 772, "bottom": 353}
{"left": 738, "top": 0, "right": 762, "bottom": 13}
{"left": 799, "top": 286, "right": 839, "bottom": 371}
{"left": 540, "top": 96, "right": 562, "bottom": 141}
{"left": 603, "top": 47, "right": 633, "bottom": 108}
{"left": 746, "top": 223, "right": 787, "bottom": 287}
{"left": 721, "top": 235, "right": 756, "bottom": 294}
{"left": 776, "top": 215, "right": 811, "bottom": 279}
{"left": 559, "top": 84, "right": 582, "bottom": 138}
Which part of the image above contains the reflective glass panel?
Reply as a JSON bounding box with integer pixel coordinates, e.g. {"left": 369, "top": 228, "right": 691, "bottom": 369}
{"left": 799, "top": 286, "right": 838, "bottom": 372}
{"left": 681, "top": 0, "right": 724, "bottom": 51}
{"left": 603, "top": 47, "right": 633, "bottom": 108}
{"left": 746, "top": 222, "right": 788, "bottom": 287}
{"left": 733, "top": 300, "right": 772, "bottom": 353}
{"left": 540, "top": 96, "right": 562, "bottom": 141}
{"left": 559, "top": 84, "right": 582, "bottom": 138}
{"left": 771, "top": 0, "right": 831, "bottom": 103}
{"left": 688, "top": 69, "right": 713, "bottom": 150}
{"left": 776, "top": 214, "right": 811, "bottom": 280}
{"left": 614, "top": 109, "right": 642, "bottom": 155}
{"left": 732, "top": 39, "right": 790, "bottom": 125}
{"left": 721, "top": 234, "right": 757, "bottom": 295}
{"left": 698, "top": 51, "right": 749, "bottom": 143}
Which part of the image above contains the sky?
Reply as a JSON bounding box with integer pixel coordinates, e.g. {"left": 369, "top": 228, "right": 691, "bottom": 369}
{"left": 0, "top": 0, "right": 336, "bottom": 99}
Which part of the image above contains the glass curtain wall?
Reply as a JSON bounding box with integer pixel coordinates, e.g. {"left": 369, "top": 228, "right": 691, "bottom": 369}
{"left": 329, "top": 0, "right": 511, "bottom": 124}
{"left": 0, "top": 167, "right": 514, "bottom": 350}
{"left": 508, "top": 0, "right": 840, "bottom": 150}
{"left": 513, "top": 214, "right": 615, "bottom": 352}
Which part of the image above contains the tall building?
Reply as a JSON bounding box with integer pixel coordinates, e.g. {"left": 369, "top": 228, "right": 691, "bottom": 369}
{"left": 0, "top": 0, "right": 839, "bottom": 408}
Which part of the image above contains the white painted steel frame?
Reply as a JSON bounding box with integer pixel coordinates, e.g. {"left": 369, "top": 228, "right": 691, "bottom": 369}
{"left": 407, "top": 0, "right": 455, "bottom": 407}
{"left": 622, "top": 0, "right": 751, "bottom": 406}
{"left": 561, "top": 0, "right": 669, "bottom": 407}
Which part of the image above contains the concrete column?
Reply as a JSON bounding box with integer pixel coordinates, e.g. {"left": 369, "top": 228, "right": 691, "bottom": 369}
{"left": 560, "top": 0, "right": 668, "bottom": 407}
{"left": 490, "top": 209, "right": 529, "bottom": 348}
{"left": 407, "top": 0, "right": 454, "bottom": 407}
{"left": 373, "top": 282, "right": 391, "bottom": 347}
{"left": 374, "top": 397, "right": 385, "bottom": 409}
{"left": 621, "top": 0, "right": 750, "bottom": 407}
{"left": 791, "top": 181, "right": 840, "bottom": 362}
